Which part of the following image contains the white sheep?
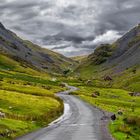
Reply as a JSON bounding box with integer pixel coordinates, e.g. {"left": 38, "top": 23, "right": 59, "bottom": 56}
{"left": 0, "top": 112, "right": 6, "bottom": 118}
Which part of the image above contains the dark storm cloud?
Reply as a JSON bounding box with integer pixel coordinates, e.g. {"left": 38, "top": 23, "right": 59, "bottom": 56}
{"left": 42, "top": 32, "right": 95, "bottom": 45}
{"left": 52, "top": 45, "right": 70, "bottom": 50}
{"left": 1, "top": 0, "right": 140, "bottom": 56}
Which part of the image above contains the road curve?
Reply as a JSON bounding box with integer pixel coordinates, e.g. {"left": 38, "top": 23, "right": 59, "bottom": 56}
{"left": 16, "top": 85, "right": 113, "bottom": 140}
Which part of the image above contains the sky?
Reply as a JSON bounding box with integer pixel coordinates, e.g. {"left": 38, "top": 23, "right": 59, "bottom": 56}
{"left": 1, "top": 0, "right": 140, "bottom": 56}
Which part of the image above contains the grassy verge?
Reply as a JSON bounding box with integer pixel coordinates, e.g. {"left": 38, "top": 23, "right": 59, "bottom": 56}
{"left": 0, "top": 118, "right": 39, "bottom": 140}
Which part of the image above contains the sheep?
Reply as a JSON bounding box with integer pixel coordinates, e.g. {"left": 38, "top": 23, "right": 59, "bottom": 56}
{"left": 0, "top": 112, "right": 6, "bottom": 118}
{"left": 91, "top": 91, "right": 100, "bottom": 98}
{"left": 118, "top": 110, "right": 123, "bottom": 115}
{"left": 91, "top": 93, "right": 97, "bottom": 98}
{"left": 86, "top": 80, "right": 92, "bottom": 85}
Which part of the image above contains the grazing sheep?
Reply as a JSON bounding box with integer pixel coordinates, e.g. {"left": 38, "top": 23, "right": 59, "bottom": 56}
{"left": 0, "top": 112, "right": 5, "bottom": 118}
{"left": 86, "top": 80, "right": 92, "bottom": 85}
{"left": 94, "top": 91, "right": 100, "bottom": 96}
{"left": 118, "top": 110, "right": 123, "bottom": 115}
{"left": 9, "top": 106, "right": 13, "bottom": 109}
{"left": 91, "top": 91, "right": 100, "bottom": 98}
{"left": 91, "top": 93, "right": 97, "bottom": 98}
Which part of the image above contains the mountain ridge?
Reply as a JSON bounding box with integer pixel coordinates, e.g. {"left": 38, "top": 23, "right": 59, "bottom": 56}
{"left": 77, "top": 24, "right": 140, "bottom": 73}
{"left": 73, "top": 23, "right": 140, "bottom": 92}
{"left": 0, "top": 22, "right": 77, "bottom": 74}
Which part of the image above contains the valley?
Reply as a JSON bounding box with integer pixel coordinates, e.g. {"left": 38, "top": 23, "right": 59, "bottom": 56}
{"left": 0, "top": 65, "right": 65, "bottom": 139}
{"left": 0, "top": 22, "right": 140, "bottom": 140}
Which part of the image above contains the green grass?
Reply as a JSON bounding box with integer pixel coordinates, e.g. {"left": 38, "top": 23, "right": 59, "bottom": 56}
{"left": 0, "top": 57, "right": 65, "bottom": 139}
{"left": 0, "top": 54, "right": 18, "bottom": 70}
{"left": 0, "top": 90, "right": 61, "bottom": 116}
{"left": 1, "top": 40, "right": 140, "bottom": 140}
{"left": 74, "top": 62, "right": 140, "bottom": 92}
{"left": 113, "top": 66, "right": 140, "bottom": 91}
{"left": 0, "top": 54, "right": 44, "bottom": 75}
{"left": 0, "top": 66, "right": 65, "bottom": 139}
{"left": 70, "top": 85, "right": 140, "bottom": 140}
{"left": 0, "top": 78, "right": 64, "bottom": 96}
{"left": 71, "top": 60, "right": 140, "bottom": 140}
{"left": 0, "top": 87, "right": 64, "bottom": 139}
{"left": 0, "top": 118, "right": 39, "bottom": 139}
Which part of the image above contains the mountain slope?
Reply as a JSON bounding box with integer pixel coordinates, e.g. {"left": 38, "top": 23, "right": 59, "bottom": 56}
{"left": 106, "top": 24, "right": 140, "bottom": 72}
{"left": 71, "top": 55, "right": 88, "bottom": 63}
{"left": 70, "top": 24, "right": 140, "bottom": 140}
{"left": 0, "top": 23, "right": 71, "bottom": 139}
{"left": 77, "top": 24, "right": 140, "bottom": 73}
{"left": 74, "top": 24, "right": 140, "bottom": 91}
{"left": 0, "top": 22, "right": 77, "bottom": 74}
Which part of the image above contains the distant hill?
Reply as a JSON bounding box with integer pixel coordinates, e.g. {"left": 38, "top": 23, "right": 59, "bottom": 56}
{"left": 0, "top": 22, "right": 77, "bottom": 74}
{"left": 71, "top": 55, "right": 88, "bottom": 63}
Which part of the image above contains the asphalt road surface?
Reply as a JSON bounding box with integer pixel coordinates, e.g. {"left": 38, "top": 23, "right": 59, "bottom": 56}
{"left": 16, "top": 85, "right": 113, "bottom": 140}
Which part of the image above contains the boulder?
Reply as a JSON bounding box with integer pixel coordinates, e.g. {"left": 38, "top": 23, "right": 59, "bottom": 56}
{"left": 129, "top": 92, "right": 140, "bottom": 96}
{"left": 111, "top": 114, "right": 116, "bottom": 121}
{"left": 104, "top": 76, "right": 113, "bottom": 81}
{"left": 86, "top": 80, "right": 92, "bottom": 85}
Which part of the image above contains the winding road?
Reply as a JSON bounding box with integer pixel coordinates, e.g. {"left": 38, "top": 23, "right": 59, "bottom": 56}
{"left": 16, "top": 85, "right": 113, "bottom": 140}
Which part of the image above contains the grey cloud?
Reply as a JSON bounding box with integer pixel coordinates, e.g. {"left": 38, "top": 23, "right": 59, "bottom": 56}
{"left": 43, "top": 32, "right": 94, "bottom": 45}
{"left": 52, "top": 45, "right": 70, "bottom": 50}
{"left": 0, "top": 0, "right": 140, "bottom": 56}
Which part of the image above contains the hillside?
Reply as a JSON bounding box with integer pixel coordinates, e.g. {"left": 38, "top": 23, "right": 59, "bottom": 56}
{"left": 71, "top": 55, "right": 88, "bottom": 63}
{"left": 1, "top": 22, "right": 140, "bottom": 140}
{"left": 74, "top": 24, "right": 140, "bottom": 91}
{"left": 0, "top": 22, "right": 76, "bottom": 139}
{"left": 68, "top": 24, "right": 140, "bottom": 140}
{"left": 106, "top": 24, "right": 140, "bottom": 72}
{"left": 0, "top": 22, "right": 77, "bottom": 74}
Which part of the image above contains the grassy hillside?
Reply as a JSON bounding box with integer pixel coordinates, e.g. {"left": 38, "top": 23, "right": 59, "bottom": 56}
{"left": 1, "top": 21, "right": 140, "bottom": 140}
{"left": 23, "top": 41, "right": 77, "bottom": 74}
{"left": 0, "top": 52, "right": 67, "bottom": 139}
{"left": 73, "top": 24, "right": 140, "bottom": 92}
{"left": 0, "top": 70, "right": 65, "bottom": 139}
{"left": 70, "top": 24, "right": 140, "bottom": 140}
{"left": 0, "top": 24, "right": 70, "bottom": 139}
{"left": 73, "top": 49, "right": 140, "bottom": 93}
{"left": 71, "top": 55, "right": 88, "bottom": 63}
{"left": 67, "top": 80, "right": 140, "bottom": 140}
{"left": 0, "top": 22, "right": 77, "bottom": 75}
{"left": 0, "top": 22, "right": 76, "bottom": 140}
